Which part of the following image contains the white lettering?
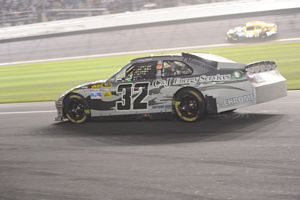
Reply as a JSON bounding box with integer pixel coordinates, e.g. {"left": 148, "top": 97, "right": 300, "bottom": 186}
{"left": 224, "top": 94, "right": 255, "bottom": 106}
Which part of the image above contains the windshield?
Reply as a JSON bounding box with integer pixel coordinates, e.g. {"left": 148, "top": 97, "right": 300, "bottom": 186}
{"left": 108, "top": 63, "right": 131, "bottom": 81}
{"left": 247, "top": 26, "right": 255, "bottom": 31}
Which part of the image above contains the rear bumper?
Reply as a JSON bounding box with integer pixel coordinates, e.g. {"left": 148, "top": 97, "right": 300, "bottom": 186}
{"left": 254, "top": 80, "right": 287, "bottom": 104}
{"left": 246, "top": 62, "right": 287, "bottom": 105}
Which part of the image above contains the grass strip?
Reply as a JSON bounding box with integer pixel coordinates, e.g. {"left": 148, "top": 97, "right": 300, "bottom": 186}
{"left": 0, "top": 42, "right": 299, "bottom": 103}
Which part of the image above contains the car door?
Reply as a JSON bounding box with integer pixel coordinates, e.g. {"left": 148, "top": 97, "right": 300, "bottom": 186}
{"left": 150, "top": 59, "right": 194, "bottom": 112}
{"left": 88, "top": 61, "right": 157, "bottom": 117}
{"left": 255, "top": 25, "right": 262, "bottom": 38}
{"left": 114, "top": 60, "right": 158, "bottom": 115}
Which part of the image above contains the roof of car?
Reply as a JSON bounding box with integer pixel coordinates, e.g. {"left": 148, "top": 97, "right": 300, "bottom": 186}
{"left": 246, "top": 21, "right": 273, "bottom": 27}
{"left": 131, "top": 53, "right": 235, "bottom": 64}
{"left": 189, "top": 53, "right": 236, "bottom": 63}
{"left": 130, "top": 55, "right": 181, "bottom": 62}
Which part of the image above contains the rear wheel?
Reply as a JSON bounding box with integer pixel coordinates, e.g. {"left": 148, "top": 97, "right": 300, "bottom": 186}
{"left": 260, "top": 32, "right": 267, "bottom": 39}
{"left": 64, "top": 94, "right": 90, "bottom": 124}
{"left": 173, "top": 89, "right": 205, "bottom": 122}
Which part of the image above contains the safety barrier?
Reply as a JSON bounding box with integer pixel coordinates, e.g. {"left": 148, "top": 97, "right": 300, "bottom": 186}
{"left": 0, "top": 0, "right": 299, "bottom": 42}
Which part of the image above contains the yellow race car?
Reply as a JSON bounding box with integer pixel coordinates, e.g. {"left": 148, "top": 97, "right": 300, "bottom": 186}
{"left": 226, "top": 21, "right": 278, "bottom": 42}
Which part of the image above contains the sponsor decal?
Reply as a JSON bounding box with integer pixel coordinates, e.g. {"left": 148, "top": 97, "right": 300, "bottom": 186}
{"left": 90, "top": 91, "right": 112, "bottom": 99}
{"left": 197, "top": 74, "right": 232, "bottom": 82}
{"left": 91, "top": 84, "right": 102, "bottom": 89}
{"left": 90, "top": 82, "right": 112, "bottom": 89}
{"left": 231, "top": 70, "right": 245, "bottom": 79}
{"left": 224, "top": 94, "right": 255, "bottom": 106}
{"left": 103, "top": 92, "right": 112, "bottom": 97}
{"left": 90, "top": 92, "right": 102, "bottom": 99}
{"left": 103, "top": 82, "right": 113, "bottom": 88}
{"left": 153, "top": 78, "right": 172, "bottom": 88}
{"left": 152, "top": 74, "right": 232, "bottom": 88}
{"left": 173, "top": 77, "right": 199, "bottom": 85}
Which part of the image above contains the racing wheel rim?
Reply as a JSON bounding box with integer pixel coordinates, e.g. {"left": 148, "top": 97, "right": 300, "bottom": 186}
{"left": 65, "top": 95, "right": 90, "bottom": 123}
{"left": 173, "top": 90, "right": 205, "bottom": 122}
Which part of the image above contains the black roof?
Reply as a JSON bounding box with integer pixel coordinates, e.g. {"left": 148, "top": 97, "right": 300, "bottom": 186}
{"left": 130, "top": 55, "right": 181, "bottom": 62}
{"left": 131, "top": 52, "right": 218, "bottom": 68}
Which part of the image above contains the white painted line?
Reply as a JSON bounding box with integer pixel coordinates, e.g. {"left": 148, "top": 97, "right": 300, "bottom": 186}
{"left": 0, "top": 43, "right": 233, "bottom": 66}
{"left": 0, "top": 110, "right": 56, "bottom": 115}
{"left": 0, "top": 37, "right": 299, "bottom": 67}
{"left": 277, "top": 37, "right": 300, "bottom": 42}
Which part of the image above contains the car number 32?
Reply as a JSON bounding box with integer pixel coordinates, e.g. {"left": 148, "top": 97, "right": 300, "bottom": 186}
{"left": 116, "top": 82, "right": 149, "bottom": 110}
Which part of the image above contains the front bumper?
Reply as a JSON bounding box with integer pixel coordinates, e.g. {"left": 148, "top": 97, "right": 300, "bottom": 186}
{"left": 54, "top": 99, "right": 65, "bottom": 121}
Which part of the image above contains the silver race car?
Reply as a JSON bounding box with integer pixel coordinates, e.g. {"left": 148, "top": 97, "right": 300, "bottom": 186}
{"left": 55, "top": 53, "right": 286, "bottom": 123}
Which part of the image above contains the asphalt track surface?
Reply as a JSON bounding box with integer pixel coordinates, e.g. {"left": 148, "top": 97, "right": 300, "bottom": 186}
{"left": 0, "top": 91, "right": 299, "bottom": 200}
{"left": 0, "top": 12, "right": 300, "bottom": 64}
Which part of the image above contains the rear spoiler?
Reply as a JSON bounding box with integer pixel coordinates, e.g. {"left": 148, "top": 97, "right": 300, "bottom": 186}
{"left": 245, "top": 61, "right": 277, "bottom": 75}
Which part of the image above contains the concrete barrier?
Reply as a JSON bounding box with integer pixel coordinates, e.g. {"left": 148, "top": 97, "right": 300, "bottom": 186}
{"left": 0, "top": 0, "right": 299, "bottom": 41}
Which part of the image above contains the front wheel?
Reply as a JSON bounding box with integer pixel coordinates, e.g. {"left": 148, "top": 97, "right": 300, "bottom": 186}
{"left": 259, "top": 32, "right": 267, "bottom": 39}
{"left": 227, "top": 35, "right": 239, "bottom": 43}
{"left": 64, "top": 94, "right": 90, "bottom": 124}
{"left": 173, "top": 89, "right": 205, "bottom": 122}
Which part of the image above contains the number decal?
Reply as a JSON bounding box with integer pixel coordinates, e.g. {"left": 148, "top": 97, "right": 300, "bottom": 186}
{"left": 133, "top": 83, "right": 149, "bottom": 109}
{"left": 116, "top": 82, "right": 149, "bottom": 110}
{"left": 116, "top": 83, "right": 132, "bottom": 110}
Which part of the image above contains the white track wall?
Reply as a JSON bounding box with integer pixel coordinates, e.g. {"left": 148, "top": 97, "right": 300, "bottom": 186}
{"left": 0, "top": 0, "right": 299, "bottom": 41}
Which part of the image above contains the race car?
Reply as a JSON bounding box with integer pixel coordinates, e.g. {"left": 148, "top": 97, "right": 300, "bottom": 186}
{"left": 55, "top": 53, "right": 286, "bottom": 123}
{"left": 226, "top": 21, "right": 278, "bottom": 42}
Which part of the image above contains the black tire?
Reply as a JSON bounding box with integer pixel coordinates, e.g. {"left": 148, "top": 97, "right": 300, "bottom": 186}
{"left": 227, "top": 35, "right": 239, "bottom": 43}
{"left": 260, "top": 32, "right": 267, "bottom": 39}
{"left": 64, "top": 94, "right": 90, "bottom": 124}
{"left": 172, "top": 89, "right": 205, "bottom": 122}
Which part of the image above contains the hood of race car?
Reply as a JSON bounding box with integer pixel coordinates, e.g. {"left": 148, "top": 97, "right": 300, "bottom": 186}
{"left": 74, "top": 80, "right": 107, "bottom": 90}
{"left": 57, "top": 80, "right": 107, "bottom": 100}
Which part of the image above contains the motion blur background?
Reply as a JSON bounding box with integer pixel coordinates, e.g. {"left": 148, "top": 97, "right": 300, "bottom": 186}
{"left": 1, "top": 0, "right": 233, "bottom": 27}
{"left": 0, "top": 0, "right": 299, "bottom": 103}
{"left": 0, "top": 1, "right": 300, "bottom": 200}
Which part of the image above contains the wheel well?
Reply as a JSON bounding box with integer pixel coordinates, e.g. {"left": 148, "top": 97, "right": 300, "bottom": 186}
{"left": 173, "top": 87, "right": 205, "bottom": 101}
{"left": 173, "top": 87, "right": 208, "bottom": 114}
{"left": 172, "top": 87, "right": 207, "bottom": 121}
{"left": 62, "top": 93, "right": 87, "bottom": 116}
